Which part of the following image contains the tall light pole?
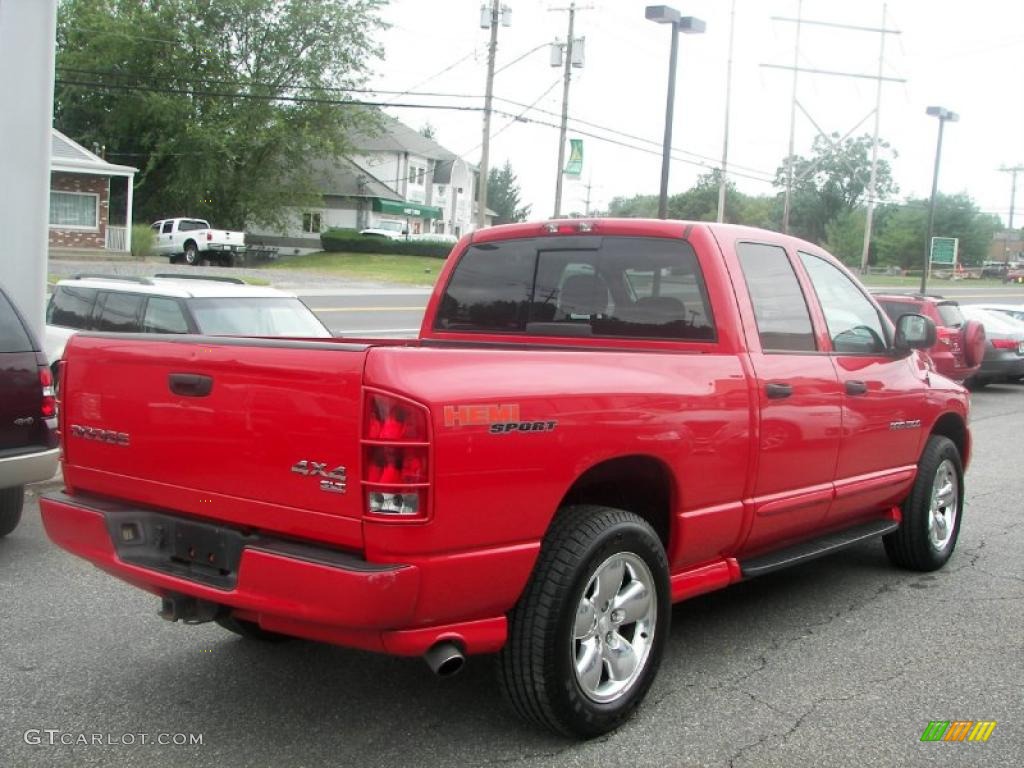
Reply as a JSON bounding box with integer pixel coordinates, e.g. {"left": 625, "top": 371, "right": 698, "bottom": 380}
{"left": 920, "top": 106, "right": 958, "bottom": 295}
{"left": 645, "top": 5, "right": 705, "bottom": 219}
{"left": 552, "top": 2, "right": 577, "bottom": 218}
{"left": 716, "top": 0, "right": 736, "bottom": 223}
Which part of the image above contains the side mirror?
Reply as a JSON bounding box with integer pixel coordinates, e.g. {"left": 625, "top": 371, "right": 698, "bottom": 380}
{"left": 894, "top": 313, "right": 936, "bottom": 352}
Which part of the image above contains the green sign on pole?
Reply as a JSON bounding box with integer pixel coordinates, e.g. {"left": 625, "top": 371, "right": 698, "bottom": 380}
{"left": 930, "top": 237, "right": 958, "bottom": 265}
{"left": 563, "top": 139, "right": 583, "bottom": 177}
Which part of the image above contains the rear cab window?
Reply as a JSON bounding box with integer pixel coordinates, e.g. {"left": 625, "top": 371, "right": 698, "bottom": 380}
{"left": 434, "top": 236, "right": 715, "bottom": 342}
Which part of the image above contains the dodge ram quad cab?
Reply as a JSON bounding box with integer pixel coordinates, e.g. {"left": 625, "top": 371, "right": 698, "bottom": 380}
{"left": 41, "top": 219, "right": 970, "bottom": 738}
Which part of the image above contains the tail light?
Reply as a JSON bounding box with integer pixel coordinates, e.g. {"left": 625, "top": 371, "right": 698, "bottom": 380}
{"left": 362, "top": 391, "right": 430, "bottom": 520}
{"left": 991, "top": 338, "right": 1018, "bottom": 350}
{"left": 39, "top": 366, "right": 56, "bottom": 419}
{"left": 206, "top": 232, "right": 213, "bottom": 241}
{"left": 936, "top": 327, "right": 955, "bottom": 347}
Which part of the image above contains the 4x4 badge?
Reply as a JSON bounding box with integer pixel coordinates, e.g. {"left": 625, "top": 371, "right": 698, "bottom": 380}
{"left": 291, "top": 460, "right": 347, "bottom": 494}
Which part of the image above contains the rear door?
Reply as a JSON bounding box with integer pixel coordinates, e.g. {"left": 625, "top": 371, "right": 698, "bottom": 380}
{"left": 732, "top": 241, "right": 843, "bottom": 552}
{"left": 0, "top": 290, "right": 44, "bottom": 452}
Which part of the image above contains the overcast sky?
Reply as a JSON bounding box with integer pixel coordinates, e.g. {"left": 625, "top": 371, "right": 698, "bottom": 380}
{"left": 368, "top": 0, "right": 1023, "bottom": 224}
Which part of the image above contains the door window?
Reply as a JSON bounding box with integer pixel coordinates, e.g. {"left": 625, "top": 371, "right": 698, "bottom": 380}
{"left": 47, "top": 286, "right": 98, "bottom": 329}
{"left": 142, "top": 297, "right": 189, "bottom": 333}
{"left": 736, "top": 242, "right": 816, "bottom": 352}
{"left": 798, "top": 253, "right": 888, "bottom": 355}
{"left": 161, "top": 221, "right": 173, "bottom": 234}
{"left": 94, "top": 292, "right": 145, "bottom": 333}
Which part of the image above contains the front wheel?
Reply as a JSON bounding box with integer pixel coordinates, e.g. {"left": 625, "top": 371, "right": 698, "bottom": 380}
{"left": 884, "top": 435, "right": 963, "bottom": 571}
{"left": 498, "top": 505, "right": 670, "bottom": 738}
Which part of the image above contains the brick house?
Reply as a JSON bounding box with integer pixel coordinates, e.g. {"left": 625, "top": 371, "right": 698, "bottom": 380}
{"left": 49, "top": 129, "right": 137, "bottom": 254}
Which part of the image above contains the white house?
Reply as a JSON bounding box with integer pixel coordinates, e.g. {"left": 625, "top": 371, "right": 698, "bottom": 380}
{"left": 249, "top": 116, "right": 493, "bottom": 253}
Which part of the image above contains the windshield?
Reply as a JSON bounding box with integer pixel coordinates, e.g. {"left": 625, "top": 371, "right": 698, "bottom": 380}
{"left": 375, "top": 220, "right": 404, "bottom": 232}
{"left": 188, "top": 297, "right": 331, "bottom": 338}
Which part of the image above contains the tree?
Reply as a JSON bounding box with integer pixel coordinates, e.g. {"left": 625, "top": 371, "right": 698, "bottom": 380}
{"left": 54, "top": 0, "right": 386, "bottom": 229}
{"left": 487, "top": 160, "right": 531, "bottom": 224}
{"left": 824, "top": 209, "right": 867, "bottom": 268}
{"left": 874, "top": 193, "right": 1000, "bottom": 269}
{"left": 607, "top": 194, "right": 658, "bottom": 218}
{"left": 775, "top": 133, "right": 897, "bottom": 245}
{"left": 419, "top": 123, "right": 436, "bottom": 140}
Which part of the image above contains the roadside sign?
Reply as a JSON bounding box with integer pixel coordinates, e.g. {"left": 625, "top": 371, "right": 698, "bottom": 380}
{"left": 930, "top": 237, "right": 958, "bottom": 265}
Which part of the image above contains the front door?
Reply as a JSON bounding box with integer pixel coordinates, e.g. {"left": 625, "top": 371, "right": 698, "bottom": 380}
{"left": 796, "top": 251, "right": 927, "bottom": 522}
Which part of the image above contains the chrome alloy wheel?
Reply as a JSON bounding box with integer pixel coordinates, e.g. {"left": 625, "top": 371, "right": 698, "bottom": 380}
{"left": 572, "top": 553, "right": 657, "bottom": 703}
{"left": 927, "top": 458, "right": 959, "bottom": 552}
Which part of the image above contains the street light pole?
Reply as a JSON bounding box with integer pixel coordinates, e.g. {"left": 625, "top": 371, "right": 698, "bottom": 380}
{"left": 920, "top": 106, "right": 958, "bottom": 295}
{"left": 645, "top": 6, "right": 705, "bottom": 220}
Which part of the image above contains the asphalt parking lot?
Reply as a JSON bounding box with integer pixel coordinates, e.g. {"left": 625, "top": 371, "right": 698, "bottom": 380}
{"left": 1, "top": 386, "right": 1022, "bottom": 768}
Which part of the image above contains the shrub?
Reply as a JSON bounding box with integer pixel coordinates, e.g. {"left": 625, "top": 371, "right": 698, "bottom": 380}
{"left": 320, "top": 228, "right": 453, "bottom": 258}
{"left": 130, "top": 224, "right": 156, "bottom": 259}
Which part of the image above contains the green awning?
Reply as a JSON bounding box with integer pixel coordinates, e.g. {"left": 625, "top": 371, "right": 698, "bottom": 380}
{"left": 373, "top": 199, "right": 443, "bottom": 220}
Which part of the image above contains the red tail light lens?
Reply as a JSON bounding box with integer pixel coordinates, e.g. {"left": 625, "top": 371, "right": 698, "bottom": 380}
{"left": 991, "top": 338, "right": 1018, "bottom": 350}
{"left": 39, "top": 367, "right": 56, "bottom": 419}
{"left": 206, "top": 232, "right": 213, "bottom": 241}
{"left": 362, "top": 392, "right": 430, "bottom": 520}
{"left": 936, "top": 328, "right": 954, "bottom": 347}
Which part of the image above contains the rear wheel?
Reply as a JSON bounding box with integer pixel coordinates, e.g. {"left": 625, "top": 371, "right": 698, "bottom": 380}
{"left": 0, "top": 486, "right": 25, "bottom": 537}
{"left": 184, "top": 242, "right": 200, "bottom": 266}
{"left": 884, "top": 436, "right": 963, "bottom": 571}
{"left": 215, "top": 615, "right": 290, "bottom": 642}
{"left": 497, "top": 505, "right": 670, "bottom": 738}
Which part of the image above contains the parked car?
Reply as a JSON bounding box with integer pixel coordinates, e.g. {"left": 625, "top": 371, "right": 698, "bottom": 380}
{"left": 359, "top": 220, "right": 407, "bottom": 239}
{"left": 958, "top": 305, "right": 1024, "bottom": 387}
{"left": 874, "top": 293, "right": 985, "bottom": 383}
{"left": 42, "top": 220, "right": 970, "bottom": 738}
{"left": 0, "top": 285, "right": 59, "bottom": 537}
{"left": 972, "top": 302, "right": 1024, "bottom": 323}
{"left": 44, "top": 274, "right": 332, "bottom": 366}
{"left": 151, "top": 218, "right": 246, "bottom": 266}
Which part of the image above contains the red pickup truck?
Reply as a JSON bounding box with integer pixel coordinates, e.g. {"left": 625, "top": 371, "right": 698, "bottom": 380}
{"left": 41, "top": 219, "right": 969, "bottom": 738}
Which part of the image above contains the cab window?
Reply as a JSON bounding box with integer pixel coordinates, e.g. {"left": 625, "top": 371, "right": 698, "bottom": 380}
{"left": 799, "top": 252, "right": 887, "bottom": 354}
{"left": 47, "top": 286, "right": 98, "bottom": 329}
{"left": 736, "top": 242, "right": 816, "bottom": 352}
{"left": 143, "top": 297, "right": 190, "bottom": 333}
{"left": 93, "top": 292, "right": 145, "bottom": 333}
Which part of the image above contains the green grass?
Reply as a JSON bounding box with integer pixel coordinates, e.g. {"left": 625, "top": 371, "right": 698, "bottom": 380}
{"left": 267, "top": 251, "right": 443, "bottom": 286}
{"left": 859, "top": 274, "right": 1007, "bottom": 288}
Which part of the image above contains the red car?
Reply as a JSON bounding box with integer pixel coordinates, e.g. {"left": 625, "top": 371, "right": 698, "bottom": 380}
{"left": 42, "top": 221, "right": 970, "bottom": 737}
{"left": 874, "top": 294, "right": 985, "bottom": 383}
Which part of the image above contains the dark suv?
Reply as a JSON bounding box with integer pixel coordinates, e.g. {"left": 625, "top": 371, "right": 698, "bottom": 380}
{"left": 874, "top": 294, "right": 985, "bottom": 383}
{"left": 0, "top": 286, "right": 59, "bottom": 537}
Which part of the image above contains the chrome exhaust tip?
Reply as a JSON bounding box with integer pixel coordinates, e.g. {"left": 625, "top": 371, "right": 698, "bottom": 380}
{"left": 424, "top": 641, "right": 465, "bottom": 677}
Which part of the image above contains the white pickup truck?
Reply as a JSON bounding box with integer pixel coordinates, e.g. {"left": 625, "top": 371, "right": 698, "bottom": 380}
{"left": 151, "top": 218, "right": 247, "bottom": 266}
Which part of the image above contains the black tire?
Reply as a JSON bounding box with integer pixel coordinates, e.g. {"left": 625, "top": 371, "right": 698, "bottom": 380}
{"left": 169, "top": 254, "right": 181, "bottom": 265}
{"left": 966, "top": 377, "right": 988, "bottom": 391}
{"left": 497, "top": 505, "right": 670, "bottom": 738}
{"left": 220, "top": 252, "right": 235, "bottom": 268}
{"left": 0, "top": 486, "right": 25, "bottom": 537}
{"left": 184, "top": 242, "right": 200, "bottom": 266}
{"left": 884, "top": 436, "right": 963, "bottom": 571}
{"left": 215, "top": 615, "right": 291, "bottom": 642}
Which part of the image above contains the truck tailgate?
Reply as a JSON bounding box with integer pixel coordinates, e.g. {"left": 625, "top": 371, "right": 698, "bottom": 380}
{"left": 60, "top": 334, "right": 369, "bottom": 548}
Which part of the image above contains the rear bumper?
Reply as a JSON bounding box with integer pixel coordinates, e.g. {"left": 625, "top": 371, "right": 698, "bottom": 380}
{"left": 0, "top": 447, "right": 59, "bottom": 489}
{"left": 977, "top": 354, "right": 1024, "bottom": 380}
{"left": 39, "top": 492, "right": 512, "bottom": 656}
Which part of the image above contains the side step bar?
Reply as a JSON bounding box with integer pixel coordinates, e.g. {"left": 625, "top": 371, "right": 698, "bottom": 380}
{"left": 739, "top": 519, "right": 899, "bottom": 579}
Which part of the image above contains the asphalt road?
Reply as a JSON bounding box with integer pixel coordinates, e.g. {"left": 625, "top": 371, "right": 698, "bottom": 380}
{"left": 2, "top": 384, "right": 1022, "bottom": 767}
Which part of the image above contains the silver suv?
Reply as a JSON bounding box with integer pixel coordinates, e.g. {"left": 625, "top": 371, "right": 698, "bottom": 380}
{"left": 45, "top": 273, "right": 332, "bottom": 365}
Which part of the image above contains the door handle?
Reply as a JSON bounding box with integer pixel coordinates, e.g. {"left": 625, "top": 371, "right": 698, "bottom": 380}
{"left": 168, "top": 373, "right": 213, "bottom": 397}
{"left": 845, "top": 380, "right": 868, "bottom": 396}
{"left": 765, "top": 382, "right": 793, "bottom": 399}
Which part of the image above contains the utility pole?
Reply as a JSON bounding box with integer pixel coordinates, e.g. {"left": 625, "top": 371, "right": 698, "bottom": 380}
{"left": 716, "top": 0, "right": 737, "bottom": 223}
{"left": 765, "top": 6, "right": 902, "bottom": 238}
{"left": 859, "top": 3, "right": 889, "bottom": 274}
{"left": 998, "top": 164, "right": 1023, "bottom": 263}
{"left": 477, "top": 2, "right": 510, "bottom": 230}
{"left": 781, "top": 0, "right": 802, "bottom": 234}
{"left": 551, "top": 3, "right": 586, "bottom": 218}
